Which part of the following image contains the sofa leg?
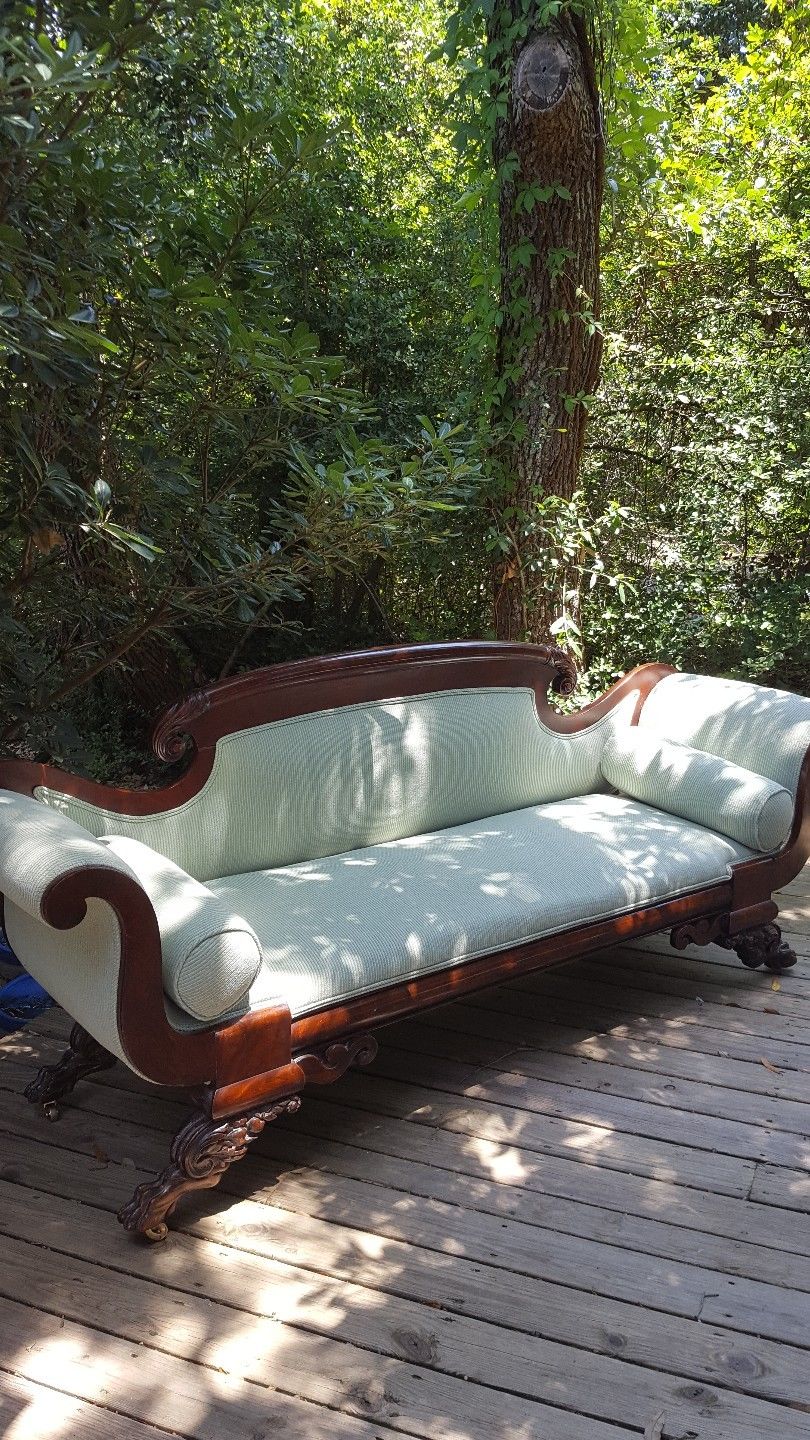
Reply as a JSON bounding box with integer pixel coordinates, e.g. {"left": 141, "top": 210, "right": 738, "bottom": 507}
{"left": 117, "top": 1090, "right": 302, "bottom": 1241}
{"left": 718, "top": 922, "right": 798, "bottom": 973}
{"left": 24, "top": 1022, "right": 116, "bottom": 1116}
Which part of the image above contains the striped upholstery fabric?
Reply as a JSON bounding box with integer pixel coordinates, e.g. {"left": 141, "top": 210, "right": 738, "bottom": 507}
{"left": 99, "top": 836, "right": 263, "bottom": 1021}
{"left": 9, "top": 670, "right": 806, "bottom": 1046}
{"left": 34, "top": 686, "right": 636, "bottom": 881}
{"left": 4, "top": 898, "right": 132, "bottom": 1064}
{"left": 0, "top": 789, "right": 136, "bottom": 1065}
{"left": 638, "top": 673, "right": 810, "bottom": 796}
{"left": 601, "top": 729, "right": 794, "bottom": 853}
{"left": 198, "top": 793, "right": 751, "bottom": 1022}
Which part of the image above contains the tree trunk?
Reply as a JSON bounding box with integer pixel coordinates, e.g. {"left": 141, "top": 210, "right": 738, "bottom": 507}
{"left": 491, "top": 9, "right": 604, "bottom": 642}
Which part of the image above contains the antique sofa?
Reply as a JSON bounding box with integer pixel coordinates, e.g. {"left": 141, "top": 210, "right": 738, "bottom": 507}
{"left": 1, "top": 642, "right": 808, "bottom": 1241}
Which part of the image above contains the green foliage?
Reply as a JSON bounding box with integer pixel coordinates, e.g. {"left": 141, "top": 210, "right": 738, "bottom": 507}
{"left": 583, "top": 0, "right": 810, "bottom": 692}
{"left": 0, "top": 0, "right": 807, "bottom": 777}
{"left": 0, "top": 0, "right": 480, "bottom": 768}
{"left": 483, "top": 488, "right": 636, "bottom": 663}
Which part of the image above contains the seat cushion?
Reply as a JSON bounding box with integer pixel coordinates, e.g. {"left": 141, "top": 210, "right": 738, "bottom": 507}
{"left": 601, "top": 729, "right": 794, "bottom": 853}
{"left": 204, "top": 793, "right": 752, "bottom": 1021}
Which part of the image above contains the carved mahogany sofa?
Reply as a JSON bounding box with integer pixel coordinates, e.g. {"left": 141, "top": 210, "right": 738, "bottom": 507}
{"left": 1, "top": 642, "right": 808, "bottom": 1240}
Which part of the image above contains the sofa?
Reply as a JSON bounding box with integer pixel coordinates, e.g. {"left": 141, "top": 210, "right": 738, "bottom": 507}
{"left": 1, "top": 641, "right": 808, "bottom": 1240}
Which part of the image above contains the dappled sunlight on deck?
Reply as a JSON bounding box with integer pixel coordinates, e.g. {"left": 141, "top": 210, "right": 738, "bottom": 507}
{"left": 462, "top": 1138, "right": 530, "bottom": 1185}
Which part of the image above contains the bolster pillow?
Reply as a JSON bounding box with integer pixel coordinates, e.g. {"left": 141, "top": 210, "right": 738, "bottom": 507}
{"left": 99, "top": 835, "right": 263, "bottom": 1022}
{"left": 601, "top": 730, "right": 794, "bottom": 854}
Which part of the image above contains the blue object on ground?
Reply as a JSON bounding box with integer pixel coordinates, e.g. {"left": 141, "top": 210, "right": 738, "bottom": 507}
{"left": 0, "top": 930, "right": 55, "bottom": 1033}
{"left": 0, "top": 973, "right": 55, "bottom": 1034}
{"left": 0, "top": 931, "right": 20, "bottom": 967}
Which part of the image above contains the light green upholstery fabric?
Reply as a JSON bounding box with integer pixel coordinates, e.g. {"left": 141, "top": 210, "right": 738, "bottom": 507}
{"left": 0, "top": 789, "right": 135, "bottom": 1065}
{"left": 13, "top": 672, "right": 804, "bottom": 1039}
{"left": 5, "top": 898, "right": 132, "bottom": 1064}
{"left": 201, "top": 793, "right": 751, "bottom": 1022}
{"left": 0, "top": 789, "right": 133, "bottom": 917}
{"left": 0, "top": 792, "right": 262, "bottom": 1051}
{"left": 638, "top": 673, "right": 810, "bottom": 796}
{"left": 99, "top": 836, "right": 262, "bottom": 1021}
{"left": 34, "top": 686, "right": 637, "bottom": 881}
{"left": 601, "top": 730, "right": 794, "bottom": 854}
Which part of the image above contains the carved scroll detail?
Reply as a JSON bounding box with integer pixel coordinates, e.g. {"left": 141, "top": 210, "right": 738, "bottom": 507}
{"left": 118, "top": 1093, "right": 302, "bottom": 1240}
{"left": 541, "top": 644, "right": 577, "bottom": 697}
{"left": 24, "top": 1023, "right": 116, "bottom": 1109}
{"left": 670, "top": 916, "right": 727, "bottom": 951}
{"left": 151, "top": 690, "right": 210, "bottom": 763}
{"left": 296, "top": 1033, "right": 378, "bottom": 1085}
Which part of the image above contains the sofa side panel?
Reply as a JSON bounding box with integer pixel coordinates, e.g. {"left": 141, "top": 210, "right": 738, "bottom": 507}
{"left": 634, "top": 672, "right": 810, "bottom": 899}
{"left": 3, "top": 898, "right": 133, "bottom": 1067}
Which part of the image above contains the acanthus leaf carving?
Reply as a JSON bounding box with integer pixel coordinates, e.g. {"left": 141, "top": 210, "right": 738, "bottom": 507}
{"left": 541, "top": 644, "right": 577, "bottom": 697}
{"left": 671, "top": 916, "right": 798, "bottom": 973}
{"left": 117, "top": 1092, "right": 302, "bottom": 1239}
{"left": 717, "top": 923, "right": 798, "bottom": 973}
{"left": 24, "top": 1023, "right": 116, "bottom": 1108}
{"left": 151, "top": 690, "right": 211, "bottom": 763}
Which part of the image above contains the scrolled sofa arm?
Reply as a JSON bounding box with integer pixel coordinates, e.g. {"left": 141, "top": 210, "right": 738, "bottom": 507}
{"left": 0, "top": 789, "right": 135, "bottom": 923}
{"left": 0, "top": 795, "right": 265, "bottom": 1068}
{"left": 0, "top": 788, "right": 151, "bottom": 1065}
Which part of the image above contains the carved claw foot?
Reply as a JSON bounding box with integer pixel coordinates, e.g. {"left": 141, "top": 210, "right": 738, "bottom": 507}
{"left": 24, "top": 1023, "right": 116, "bottom": 1110}
{"left": 718, "top": 923, "right": 798, "bottom": 972}
{"left": 671, "top": 917, "right": 797, "bottom": 973}
{"left": 117, "top": 1092, "right": 302, "bottom": 1239}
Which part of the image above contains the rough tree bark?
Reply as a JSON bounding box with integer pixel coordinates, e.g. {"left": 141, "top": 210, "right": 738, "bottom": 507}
{"left": 491, "top": 8, "right": 604, "bottom": 641}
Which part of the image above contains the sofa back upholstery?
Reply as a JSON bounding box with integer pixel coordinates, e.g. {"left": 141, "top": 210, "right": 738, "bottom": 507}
{"left": 637, "top": 674, "right": 810, "bottom": 798}
{"left": 34, "top": 686, "right": 634, "bottom": 881}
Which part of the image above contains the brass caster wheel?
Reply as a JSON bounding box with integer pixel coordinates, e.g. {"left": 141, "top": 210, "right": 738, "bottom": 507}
{"left": 144, "top": 1223, "right": 169, "bottom": 1243}
{"left": 43, "top": 1102, "right": 61, "bottom": 1122}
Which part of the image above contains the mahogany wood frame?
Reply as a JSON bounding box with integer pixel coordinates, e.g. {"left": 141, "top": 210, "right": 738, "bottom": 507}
{"left": 2, "top": 642, "right": 808, "bottom": 1236}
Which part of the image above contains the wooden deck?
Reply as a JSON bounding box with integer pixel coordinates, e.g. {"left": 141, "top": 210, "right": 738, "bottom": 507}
{"left": 1, "top": 869, "right": 809, "bottom": 1440}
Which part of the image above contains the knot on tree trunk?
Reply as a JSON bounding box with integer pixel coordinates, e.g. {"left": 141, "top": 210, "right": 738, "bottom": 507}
{"left": 514, "top": 31, "right": 572, "bottom": 114}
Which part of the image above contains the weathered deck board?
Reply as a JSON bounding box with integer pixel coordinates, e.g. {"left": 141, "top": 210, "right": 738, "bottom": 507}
{"left": 0, "top": 1178, "right": 807, "bottom": 1439}
{"left": 0, "top": 869, "right": 808, "bottom": 1438}
{"left": 397, "top": 1012, "right": 810, "bottom": 1100}
{"left": 356, "top": 1052, "right": 810, "bottom": 1166}
{"left": 463, "top": 976, "right": 810, "bottom": 1045}
{"left": 416, "top": 992, "right": 810, "bottom": 1070}
{"left": 0, "top": 1372, "right": 178, "bottom": 1440}
{"left": 536, "top": 957, "right": 810, "bottom": 1015}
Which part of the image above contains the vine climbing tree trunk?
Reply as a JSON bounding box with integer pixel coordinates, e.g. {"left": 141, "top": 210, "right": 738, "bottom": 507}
{"left": 490, "top": 6, "right": 604, "bottom": 642}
